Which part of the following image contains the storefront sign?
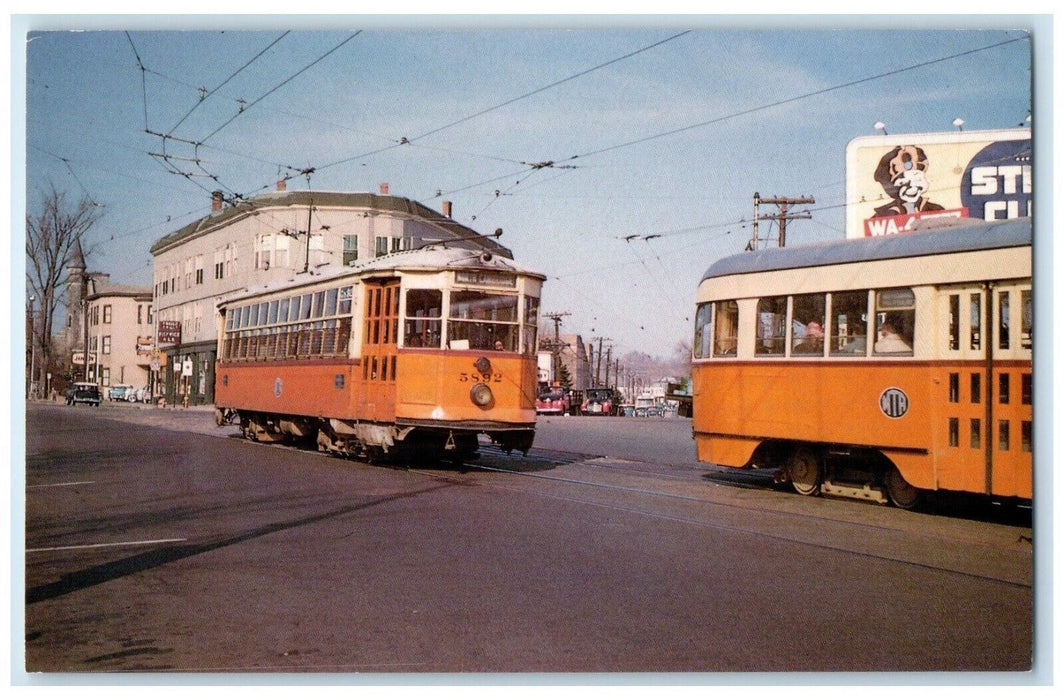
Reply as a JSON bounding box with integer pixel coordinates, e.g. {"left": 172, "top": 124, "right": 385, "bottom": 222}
{"left": 158, "top": 320, "right": 182, "bottom": 345}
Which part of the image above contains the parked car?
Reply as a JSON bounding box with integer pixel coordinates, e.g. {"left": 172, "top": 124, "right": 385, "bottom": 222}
{"left": 66, "top": 382, "right": 102, "bottom": 407}
{"left": 108, "top": 384, "right": 134, "bottom": 401}
{"left": 581, "top": 388, "right": 620, "bottom": 416}
{"left": 535, "top": 389, "right": 570, "bottom": 416}
{"left": 131, "top": 385, "right": 153, "bottom": 403}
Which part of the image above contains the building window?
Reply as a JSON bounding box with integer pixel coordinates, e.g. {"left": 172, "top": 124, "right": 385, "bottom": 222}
{"left": 255, "top": 234, "right": 274, "bottom": 270}
{"left": 103, "top": 304, "right": 112, "bottom": 324}
{"left": 102, "top": 367, "right": 110, "bottom": 387}
{"left": 343, "top": 235, "right": 358, "bottom": 265}
{"left": 137, "top": 305, "right": 143, "bottom": 324}
{"left": 102, "top": 336, "right": 112, "bottom": 355}
{"left": 147, "top": 305, "right": 154, "bottom": 324}
{"left": 375, "top": 236, "right": 389, "bottom": 257}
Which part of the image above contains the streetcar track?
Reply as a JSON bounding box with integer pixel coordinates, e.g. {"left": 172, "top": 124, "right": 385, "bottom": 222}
{"left": 410, "top": 460, "right": 1032, "bottom": 589}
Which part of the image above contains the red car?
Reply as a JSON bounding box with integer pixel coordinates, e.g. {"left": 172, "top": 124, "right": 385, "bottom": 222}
{"left": 581, "top": 388, "right": 618, "bottom": 416}
{"left": 535, "top": 389, "right": 570, "bottom": 416}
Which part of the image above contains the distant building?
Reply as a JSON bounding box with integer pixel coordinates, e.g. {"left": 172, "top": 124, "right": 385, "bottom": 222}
{"left": 84, "top": 279, "right": 154, "bottom": 392}
{"left": 149, "top": 184, "right": 511, "bottom": 405}
{"left": 56, "top": 239, "right": 155, "bottom": 394}
{"left": 538, "top": 332, "right": 590, "bottom": 391}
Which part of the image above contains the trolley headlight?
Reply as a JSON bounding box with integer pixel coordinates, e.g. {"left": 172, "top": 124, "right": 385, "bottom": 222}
{"left": 474, "top": 356, "right": 492, "bottom": 375}
{"left": 470, "top": 382, "right": 494, "bottom": 408}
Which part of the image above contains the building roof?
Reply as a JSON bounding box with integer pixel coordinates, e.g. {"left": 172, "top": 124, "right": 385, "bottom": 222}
{"left": 86, "top": 280, "right": 152, "bottom": 300}
{"left": 150, "top": 190, "right": 512, "bottom": 257}
{"left": 701, "top": 217, "right": 1032, "bottom": 282}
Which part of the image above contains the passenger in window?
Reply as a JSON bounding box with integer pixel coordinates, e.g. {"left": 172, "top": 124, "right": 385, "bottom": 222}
{"left": 842, "top": 323, "right": 867, "bottom": 354}
{"left": 793, "top": 321, "right": 824, "bottom": 354}
{"left": 875, "top": 315, "right": 912, "bottom": 353}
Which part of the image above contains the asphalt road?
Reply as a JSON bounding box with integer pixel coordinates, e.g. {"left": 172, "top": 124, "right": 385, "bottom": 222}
{"left": 21, "top": 401, "right": 1035, "bottom": 677}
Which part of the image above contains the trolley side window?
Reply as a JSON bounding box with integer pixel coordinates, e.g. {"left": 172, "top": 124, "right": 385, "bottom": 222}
{"left": 448, "top": 290, "right": 519, "bottom": 351}
{"left": 755, "top": 296, "right": 787, "bottom": 356}
{"left": 1020, "top": 289, "right": 1032, "bottom": 349}
{"left": 791, "top": 293, "right": 826, "bottom": 356}
{"left": 693, "top": 302, "right": 713, "bottom": 359}
{"left": 873, "top": 288, "right": 915, "bottom": 356}
{"left": 830, "top": 290, "right": 870, "bottom": 356}
{"left": 713, "top": 300, "right": 738, "bottom": 357}
{"left": 404, "top": 289, "right": 443, "bottom": 349}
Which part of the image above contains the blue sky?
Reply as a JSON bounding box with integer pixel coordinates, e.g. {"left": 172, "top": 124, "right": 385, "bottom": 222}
{"left": 16, "top": 17, "right": 1039, "bottom": 359}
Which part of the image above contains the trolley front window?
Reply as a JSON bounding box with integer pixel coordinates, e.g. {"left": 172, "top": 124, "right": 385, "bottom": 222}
{"left": 693, "top": 302, "right": 713, "bottom": 359}
{"left": 713, "top": 300, "right": 738, "bottom": 356}
{"left": 523, "top": 295, "right": 540, "bottom": 355}
{"left": 448, "top": 290, "right": 519, "bottom": 351}
{"left": 404, "top": 289, "right": 443, "bottom": 349}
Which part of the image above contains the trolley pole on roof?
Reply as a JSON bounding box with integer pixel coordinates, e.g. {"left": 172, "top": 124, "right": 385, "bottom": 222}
{"left": 302, "top": 199, "right": 314, "bottom": 273}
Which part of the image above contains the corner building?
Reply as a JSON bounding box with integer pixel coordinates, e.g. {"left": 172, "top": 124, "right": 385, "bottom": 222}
{"left": 150, "top": 185, "right": 511, "bottom": 406}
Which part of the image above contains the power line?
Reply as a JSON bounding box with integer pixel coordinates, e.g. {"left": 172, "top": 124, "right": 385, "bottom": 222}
{"left": 314, "top": 31, "right": 691, "bottom": 177}
{"left": 408, "top": 30, "right": 692, "bottom": 143}
{"left": 555, "top": 35, "right": 1029, "bottom": 165}
{"left": 168, "top": 31, "right": 290, "bottom": 136}
{"left": 200, "top": 31, "right": 362, "bottom": 145}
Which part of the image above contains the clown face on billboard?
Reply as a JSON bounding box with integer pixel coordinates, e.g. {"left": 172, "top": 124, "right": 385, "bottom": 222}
{"left": 846, "top": 129, "right": 1031, "bottom": 238}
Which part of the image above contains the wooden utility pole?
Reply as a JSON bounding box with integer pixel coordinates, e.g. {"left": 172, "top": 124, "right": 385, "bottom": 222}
{"left": 748, "top": 192, "right": 815, "bottom": 250}
{"left": 542, "top": 311, "right": 570, "bottom": 384}
{"left": 590, "top": 336, "right": 611, "bottom": 386}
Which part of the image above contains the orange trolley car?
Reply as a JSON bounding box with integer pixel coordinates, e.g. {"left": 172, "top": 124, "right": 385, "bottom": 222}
{"left": 691, "top": 218, "right": 1032, "bottom": 508}
{"left": 214, "top": 246, "right": 544, "bottom": 462}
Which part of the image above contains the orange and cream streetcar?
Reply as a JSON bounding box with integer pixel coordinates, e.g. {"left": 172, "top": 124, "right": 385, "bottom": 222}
{"left": 691, "top": 217, "right": 1032, "bottom": 508}
{"left": 214, "top": 246, "right": 545, "bottom": 463}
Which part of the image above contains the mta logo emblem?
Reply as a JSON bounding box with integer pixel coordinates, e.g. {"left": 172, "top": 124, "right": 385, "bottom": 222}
{"left": 879, "top": 387, "right": 909, "bottom": 419}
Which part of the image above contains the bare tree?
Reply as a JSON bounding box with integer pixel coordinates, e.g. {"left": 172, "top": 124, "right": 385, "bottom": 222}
{"left": 25, "top": 185, "right": 102, "bottom": 392}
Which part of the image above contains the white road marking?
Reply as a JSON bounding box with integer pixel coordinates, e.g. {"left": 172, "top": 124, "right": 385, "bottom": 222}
{"left": 27, "top": 481, "right": 96, "bottom": 489}
{"left": 26, "top": 538, "right": 187, "bottom": 554}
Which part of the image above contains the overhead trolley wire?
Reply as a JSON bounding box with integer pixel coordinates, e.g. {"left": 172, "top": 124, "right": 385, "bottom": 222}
{"left": 169, "top": 31, "right": 291, "bottom": 136}
{"left": 553, "top": 35, "right": 1029, "bottom": 165}
{"left": 199, "top": 31, "right": 362, "bottom": 145}
{"left": 409, "top": 30, "right": 693, "bottom": 143}
{"left": 314, "top": 30, "right": 692, "bottom": 176}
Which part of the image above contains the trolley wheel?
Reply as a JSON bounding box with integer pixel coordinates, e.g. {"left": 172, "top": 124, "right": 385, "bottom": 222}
{"left": 787, "top": 447, "right": 822, "bottom": 497}
{"left": 885, "top": 466, "right": 922, "bottom": 510}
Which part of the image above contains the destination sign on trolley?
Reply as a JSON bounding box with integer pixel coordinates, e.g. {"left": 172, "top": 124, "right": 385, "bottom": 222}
{"left": 454, "top": 270, "right": 516, "bottom": 287}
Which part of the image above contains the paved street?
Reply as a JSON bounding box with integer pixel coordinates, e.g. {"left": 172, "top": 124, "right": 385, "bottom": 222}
{"left": 21, "top": 401, "right": 1034, "bottom": 676}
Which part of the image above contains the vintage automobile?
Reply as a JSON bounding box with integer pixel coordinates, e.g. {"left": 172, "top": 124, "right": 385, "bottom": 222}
{"left": 66, "top": 382, "right": 102, "bottom": 407}
{"left": 535, "top": 388, "right": 570, "bottom": 416}
{"left": 580, "top": 388, "right": 619, "bottom": 416}
{"left": 108, "top": 384, "right": 134, "bottom": 401}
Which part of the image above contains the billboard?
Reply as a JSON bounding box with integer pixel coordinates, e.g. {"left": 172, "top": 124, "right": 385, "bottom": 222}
{"left": 845, "top": 128, "right": 1031, "bottom": 238}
